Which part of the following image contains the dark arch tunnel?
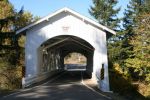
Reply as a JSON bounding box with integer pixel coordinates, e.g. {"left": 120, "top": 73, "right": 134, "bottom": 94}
{"left": 38, "top": 35, "right": 95, "bottom": 79}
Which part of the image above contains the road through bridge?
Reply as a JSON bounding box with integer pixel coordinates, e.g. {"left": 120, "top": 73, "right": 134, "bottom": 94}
{"left": 1, "top": 71, "right": 111, "bottom": 100}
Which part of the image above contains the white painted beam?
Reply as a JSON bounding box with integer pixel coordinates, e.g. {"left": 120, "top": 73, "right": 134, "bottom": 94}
{"left": 43, "top": 38, "right": 69, "bottom": 50}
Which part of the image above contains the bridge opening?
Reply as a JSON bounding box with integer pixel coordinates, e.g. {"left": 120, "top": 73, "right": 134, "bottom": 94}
{"left": 38, "top": 35, "right": 95, "bottom": 79}
{"left": 64, "top": 52, "right": 87, "bottom": 71}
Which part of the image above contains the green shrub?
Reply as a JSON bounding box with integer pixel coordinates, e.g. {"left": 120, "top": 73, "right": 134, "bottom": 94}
{"left": 0, "top": 63, "right": 22, "bottom": 90}
{"left": 109, "top": 63, "right": 145, "bottom": 100}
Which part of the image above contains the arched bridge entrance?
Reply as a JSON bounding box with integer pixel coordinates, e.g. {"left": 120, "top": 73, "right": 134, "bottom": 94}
{"left": 38, "top": 35, "right": 94, "bottom": 77}
{"left": 16, "top": 7, "right": 115, "bottom": 92}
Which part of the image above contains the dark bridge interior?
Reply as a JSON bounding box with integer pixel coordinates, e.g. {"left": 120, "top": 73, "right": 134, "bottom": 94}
{"left": 38, "top": 35, "right": 95, "bottom": 78}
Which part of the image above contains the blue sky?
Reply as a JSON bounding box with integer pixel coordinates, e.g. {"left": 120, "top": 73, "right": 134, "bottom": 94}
{"left": 9, "top": 0, "right": 129, "bottom": 20}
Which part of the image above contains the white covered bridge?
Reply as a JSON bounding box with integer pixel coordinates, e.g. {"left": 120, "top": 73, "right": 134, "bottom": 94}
{"left": 16, "top": 7, "right": 115, "bottom": 92}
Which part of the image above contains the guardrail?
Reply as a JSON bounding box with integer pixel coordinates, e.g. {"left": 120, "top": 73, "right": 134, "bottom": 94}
{"left": 64, "top": 64, "right": 86, "bottom": 71}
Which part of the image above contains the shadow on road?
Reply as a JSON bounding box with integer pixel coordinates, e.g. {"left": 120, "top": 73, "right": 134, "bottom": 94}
{"left": 1, "top": 71, "right": 110, "bottom": 100}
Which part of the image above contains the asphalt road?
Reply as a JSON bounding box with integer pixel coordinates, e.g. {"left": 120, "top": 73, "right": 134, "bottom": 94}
{"left": 1, "top": 71, "right": 110, "bottom": 100}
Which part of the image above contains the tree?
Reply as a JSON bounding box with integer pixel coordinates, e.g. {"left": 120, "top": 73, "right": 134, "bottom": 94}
{"left": 15, "top": 10, "right": 40, "bottom": 30}
{"left": 122, "top": 0, "right": 145, "bottom": 40}
{"left": 109, "top": 0, "right": 146, "bottom": 76}
{"left": 0, "top": 0, "right": 40, "bottom": 90}
{"left": 89, "top": 0, "right": 120, "bottom": 30}
{"left": 89, "top": 0, "right": 122, "bottom": 64}
{"left": 0, "top": 0, "right": 14, "bottom": 32}
{"left": 124, "top": 0, "right": 150, "bottom": 82}
{"left": 0, "top": 0, "right": 16, "bottom": 66}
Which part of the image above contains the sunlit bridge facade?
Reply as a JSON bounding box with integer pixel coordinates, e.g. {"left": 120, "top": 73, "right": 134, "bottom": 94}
{"left": 16, "top": 7, "right": 115, "bottom": 92}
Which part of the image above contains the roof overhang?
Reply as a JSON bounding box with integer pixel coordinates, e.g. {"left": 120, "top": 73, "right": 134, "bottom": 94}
{"left": 16, "top": 7, "right": 116, "bottom": 35}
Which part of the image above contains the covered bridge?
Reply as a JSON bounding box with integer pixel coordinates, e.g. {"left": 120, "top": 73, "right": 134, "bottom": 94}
{"left": 16, "top": 7, "right": 115, "bottom": 92}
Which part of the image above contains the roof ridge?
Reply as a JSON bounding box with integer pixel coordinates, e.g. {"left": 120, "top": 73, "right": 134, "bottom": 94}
{"left": 16, "top": 7, "right": 115, "bottom": 35}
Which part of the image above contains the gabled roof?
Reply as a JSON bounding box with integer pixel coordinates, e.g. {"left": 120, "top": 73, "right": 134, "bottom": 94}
{"left": 16, "top": 7, "right": 116, "bottom": 35}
